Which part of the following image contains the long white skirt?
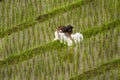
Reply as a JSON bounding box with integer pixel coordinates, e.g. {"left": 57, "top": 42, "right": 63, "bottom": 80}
{"left": 54, "top": 31, "right": 83, "bottom": 46}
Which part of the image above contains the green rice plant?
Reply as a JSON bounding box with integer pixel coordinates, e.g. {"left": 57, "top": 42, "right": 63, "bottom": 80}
{"left": 11, "top": 2, "right": 15, "bottom": 28}
{"left": 46, "top": 21, "right": 53, "bottom": 41}
{"left": 103, "top": 32, "right": 109, "bottom": 61}
{"left": 48, "top": 52, "right": 52, "bottom": 76}
{"left": 7, "top": 66, "right": 12, "bottom": 80}
{"left": 36, "top": 23, "right": 40, "bottom": 45}
{"left": 45, "top": 0, "right": 49, "bottom": 13}
{"left": 38, "top": 56, "right": 42, "bottom": 78}
{"left": 81, "top": 41, "right": 86, "bottom": 74}
{"left": 110, "top": 69, "right": 115, "bottom": 80}
{"left": 114, "top": 27, "right": 120, "bottom": 54}
{"left": 40, "top": 23, "right": 46, "bottom": 44}
{"left": 37, "top": 61, "right": 41, "bottom": 79}
{"left": 26, "top": 65, "right": 31, "bottom": 80}
{"left": 110, "top": 29, "right": 116, "bottom": 59}
{"left": 88, "top": 36, "right": 93, "bottom": 69}
{"left": 117, "top": 0, "right": 120, "bottom": 19}
{"left": 4, "top": 37, "right": 9, "bottom": 58}
{"left": 1, "top": 1, "right": 5, "bottom": 31}
{"left": 85, "top": 41, "right": 92, "bottom": 68}
{"left": 95, "top": 33, "right": 100, "bottom": 67}
{"left": 6, "top": 1, "right": 10, "bottom": 29}
{"left": 22, "top": 28, "right": 25, "bottom": 51}
{"left": 13, "top": 1, "right": 17, "bottom": 26}
{"left": 87, "top": 6, "right": 92, "bottom": 28}
{"left": 44, "top": 21, "right": 49, "bottom": 43}
{"left": 31, "top": 27, "right": 35, "bottom": 47}
{"left": 1, "top": 39, "right": 5, "bottom": 59}
{"left": 118, "top": 64, "right": 120, "bottom": 79}
{"left": 50, "top": 51, "right": 55, "bottom": 78}
{"left": 12, "top": 34, "right": 16, "bottom": 54}
{"left": 72, "top": 46, "right": 79, "bottom": 76}
{"left": 0, "top": 68, "right": 4, "bottom": 80}
{"left": 19, "top": 64, "right": 23, "bottom": 80}
{"left": 15, "top": 4, "right": 19, "bottom": 25}
{"left": 101, "top": 32, "right": 107, "bottom": 64}
{"left": 7, "top": 36, "right": 12, "bottom": 56}
{"left": 102, "top": 67, "right": 107, "bottom": 80}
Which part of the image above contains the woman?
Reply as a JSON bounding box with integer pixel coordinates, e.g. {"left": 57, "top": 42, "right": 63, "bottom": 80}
{"left": 54, "top": 25, "right": 75, "bottom": 45}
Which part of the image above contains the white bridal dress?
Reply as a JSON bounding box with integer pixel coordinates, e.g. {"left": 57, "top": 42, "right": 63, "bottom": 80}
{"left": 54, "top": 31, "right": 83, "bottom": 46}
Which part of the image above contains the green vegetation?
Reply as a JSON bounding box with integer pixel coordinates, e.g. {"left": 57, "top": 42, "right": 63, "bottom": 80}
{"left": 1, "top": 0, "right": 119, "bottom": 59}
{"left": 0, "top": 40, "right": 67, "bottom": 69}
{"left": 0, "top": 19, "right": 119, "bottom": 69}
{"left": 0, "top": 0, "right": 120, "bottom": 80}
{"left": 0, "top": 0, "right": 92, "bottom": 39}
{"left": 70, "top": 58, "right": 120, "bottom": 80}
{"left": 82, "top": 19, "right": 120, "bottom": 38}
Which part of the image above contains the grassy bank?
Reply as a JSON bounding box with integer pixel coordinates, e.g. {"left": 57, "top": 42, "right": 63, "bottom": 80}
{"left": 82, "top": 19, "right": 120, "bottom": 39}
{"left": 70, "top": 58, "right": 120, "bottom": 80}
{"left": 0, "top": 41, "right": 67, "bottom": 69}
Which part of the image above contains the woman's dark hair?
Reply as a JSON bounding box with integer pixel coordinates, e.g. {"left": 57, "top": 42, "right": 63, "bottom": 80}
{"left": 57, "top": 25, "right": 73, "bottom": 34}
{"left": 57, "top": 26, "right": 67, "bottom": 32}
{"left": 66, "top": 25, "right": 73, "bottom": 34}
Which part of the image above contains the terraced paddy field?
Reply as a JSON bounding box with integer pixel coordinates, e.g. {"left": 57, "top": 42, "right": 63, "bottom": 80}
{"left": 0, "top": 0, "right": 120, "bottom": 80}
